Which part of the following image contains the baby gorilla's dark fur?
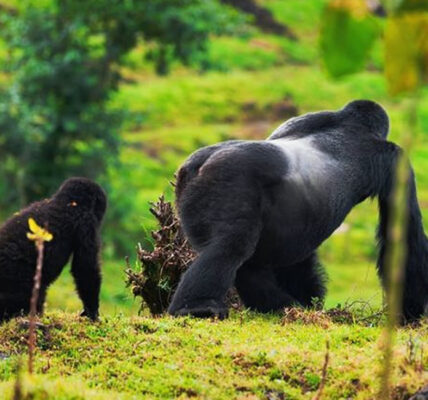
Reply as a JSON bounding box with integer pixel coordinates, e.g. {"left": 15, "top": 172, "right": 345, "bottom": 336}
{"left": 0, "top": 177, "right": 107, "bottom": 322}
{"left": 169, "top": 100, "right": 428, "bottom": 322}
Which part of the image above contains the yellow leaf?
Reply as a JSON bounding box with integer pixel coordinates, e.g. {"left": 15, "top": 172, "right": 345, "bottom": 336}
{"left": 27, "top": 218, "right": 53, "bottom": 242}
{"left": 385, "top": 13, "right": 428, "bottom": 95}
{"left": 26, "top": 232, "right": 37, "bottom": 241}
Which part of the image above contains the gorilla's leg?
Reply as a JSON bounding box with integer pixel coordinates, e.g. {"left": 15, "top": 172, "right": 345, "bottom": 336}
{"left": 168, "top": 151, "right": 271, "bottom": 318}
{"left": 169, "top": 143, "right": 289, "bottom": 318}
{"left": 235, "top": 260, "right": 299, "bottom": 312}
{"left": 0, "top": 287, "right": 48, "bottom": 323}
{"left": 169, "top": 236, "right": 260, "bottom": 318}
{"left": 274, "top": 253, "right": 327, "bottom": 308}
{"left": 0, "top": 298, "right": 29, "bottom": 321}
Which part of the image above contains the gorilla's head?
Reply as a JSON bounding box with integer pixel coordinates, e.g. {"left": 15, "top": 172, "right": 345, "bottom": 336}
{"left": 342, "top": 100, "right": 389, "bottom": 139}
{"left": 54, "top": 177, "right": 107, "bottom": 223}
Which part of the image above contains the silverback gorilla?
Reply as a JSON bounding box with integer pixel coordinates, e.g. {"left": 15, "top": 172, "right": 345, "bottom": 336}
{"left": 168, "top": 100, "right": 428, "bottom": 322}
{"left": 0, "top": 177, "right": 106, "bottom": 322}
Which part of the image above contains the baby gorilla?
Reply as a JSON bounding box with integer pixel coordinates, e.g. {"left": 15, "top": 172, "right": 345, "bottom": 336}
{"left": 0, "top": 177, "right": 107, "bottom": 322}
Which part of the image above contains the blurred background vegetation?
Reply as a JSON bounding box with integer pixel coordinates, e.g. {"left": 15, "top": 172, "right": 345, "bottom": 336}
{"left": 0, "top": 0, "right": 426, "bottom": 316}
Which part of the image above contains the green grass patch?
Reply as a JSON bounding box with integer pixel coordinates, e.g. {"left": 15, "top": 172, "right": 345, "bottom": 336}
{"left": 0, "top": 312, "right": 426, "bottom": 399}
{"left": 46, "top": 260, "right": 139, "bottom": 317}
{"left": 112, "top": 66, "right": 393, "bottom": 129}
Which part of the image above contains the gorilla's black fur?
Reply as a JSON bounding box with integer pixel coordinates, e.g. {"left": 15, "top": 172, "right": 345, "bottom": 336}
{"left": 168, "top": 100, "right": 428, "bottom": 322}
{"left": 0, "top": 177, "right": 107, "bottom": 322}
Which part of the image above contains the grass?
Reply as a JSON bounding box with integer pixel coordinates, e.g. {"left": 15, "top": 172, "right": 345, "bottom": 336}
{"left": 0, "top": 312, "right": 427, "bottom": 399}
{"left": 45, "top": 260, "right": 139, "bottom": 317}
{"left": 113, "top": 66, "right": 391, "bottom": 129}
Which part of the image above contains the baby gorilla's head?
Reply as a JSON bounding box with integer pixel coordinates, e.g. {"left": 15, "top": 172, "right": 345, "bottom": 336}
{"left": 54, "top": 177, "right": 107, "bottom": 223}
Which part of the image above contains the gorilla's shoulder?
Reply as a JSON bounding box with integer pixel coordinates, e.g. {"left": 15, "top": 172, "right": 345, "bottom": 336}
{"left": 269, "top": 100, "right": 389, "bottom": 140}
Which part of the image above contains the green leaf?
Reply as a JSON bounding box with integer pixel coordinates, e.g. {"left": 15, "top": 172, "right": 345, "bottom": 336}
{"left": 320, "top": 1, "right": 380, "bottom": 78}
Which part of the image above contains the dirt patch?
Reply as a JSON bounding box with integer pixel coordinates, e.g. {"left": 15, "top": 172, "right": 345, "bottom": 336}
{"left": 266, "top": 97, "right": 299, "bottom": 121}
{"left": 232, "top": 352, "right": 274, "bottom": 372}
{"left": 219, "top": 0, "right": 296, "bottom": 39}
{"left": 241, "top": 96, "right": 299, "bottom": 124}
{"left": 282, "top": 308, "right": 332, "bottom": 328}
{"left": 282, "top": 305, "right": 384, "bottom": 327}
{"left": 175, "top": 387, "right": 198, "bottom": 398}
{"left": 265, "top": 389, "right": 286, "bottom": 400}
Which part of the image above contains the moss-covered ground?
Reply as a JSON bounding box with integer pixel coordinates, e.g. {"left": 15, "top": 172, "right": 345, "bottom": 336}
{"left": 0, "top": 312, "right": 427, "bottom": 399}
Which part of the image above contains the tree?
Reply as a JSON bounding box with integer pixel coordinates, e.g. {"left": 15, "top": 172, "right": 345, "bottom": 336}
{"left": 0, "top": 0, "right": 241, "bottom": 207}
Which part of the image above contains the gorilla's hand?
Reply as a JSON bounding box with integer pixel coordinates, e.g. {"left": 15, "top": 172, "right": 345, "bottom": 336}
{"left": 80, "top": 309, "right": 99, "bottom": 321}
{"left": 168, "top": 298, "right": 228, "bottom": 319}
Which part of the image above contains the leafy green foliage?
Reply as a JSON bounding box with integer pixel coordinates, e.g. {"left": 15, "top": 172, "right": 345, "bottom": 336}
{"left": 0, "top": 2, "right": 122, "bottom": 204}
{"left": 137, "top": 0, "right": 243, "bottom": 74}
{"left": 0, "top": 0, "right": 241, "bottom": 211}
{"left": 320, "top": 0, "right": 427, "bottom": 95}
{"left": 320, "top": 2, "right": 380, "bottom": 77}
{"left": 0, "top": 0, "right": 243, "bottom": 257}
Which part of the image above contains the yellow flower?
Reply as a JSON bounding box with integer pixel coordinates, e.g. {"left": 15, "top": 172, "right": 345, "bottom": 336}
{"left": 26, "top": 218, "right": 53, "bottom": 242}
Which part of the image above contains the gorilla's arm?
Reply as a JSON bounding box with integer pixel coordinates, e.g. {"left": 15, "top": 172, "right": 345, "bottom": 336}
{"left": 71, "top": 222, "right": 102, "bottom": 320}
{"left": 375, "top": 143, "right": 428, "bottom": 321}
{"left": 268, "top": 111, "right": 336, "bottom": 140}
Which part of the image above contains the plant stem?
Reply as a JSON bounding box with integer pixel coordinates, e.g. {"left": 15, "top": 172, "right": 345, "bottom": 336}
{"left": 28, "top": 240, "right": 44, "bottom": 374}
{"left": 379, "top": 96, "right": 418, "bottom": 399}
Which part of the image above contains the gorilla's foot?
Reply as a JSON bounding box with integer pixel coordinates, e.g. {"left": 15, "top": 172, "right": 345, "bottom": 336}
{"left": 169, "top": 298, "right": 229, "bottom": 319}
{"left": 80, "top": 309, "right": 100, "bottom": 322}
